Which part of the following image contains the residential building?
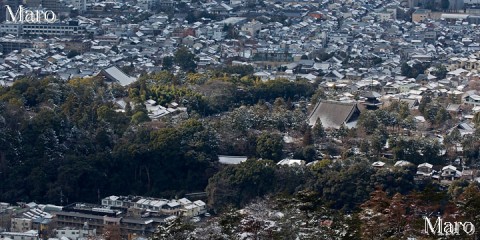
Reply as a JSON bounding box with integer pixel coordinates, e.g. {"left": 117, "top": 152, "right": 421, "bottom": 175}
{"left": 241, "top": 20, "right": 262, "bottom": 36}
{"left": 0, "top": 38, "right": 33, "bottom": 54}
{"left": 417, "top": 163, "right": 433, "bottom": 176}
{"left": 412, "top": 9, "right": 432, "bottom": 23}
{"left": 55, "top": 226, "right": 96, "bottom": 240}
{"left": 0, "top": 230, "right": 39, "bottom": 240}
{"left": 0, "top": 22, "right": 87, "bottom": 36}
{"left": 10, "top": 218, "right": 31, "bottom": 233}
{"left": 463, "top": 91, "right": 480, "bottom": 106}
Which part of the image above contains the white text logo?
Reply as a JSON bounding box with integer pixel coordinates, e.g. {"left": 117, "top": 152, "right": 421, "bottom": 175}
{"left": 5, "top": 5, "right": 56, "bottom": 23}
{"left": 424, "top": 217, "right": 475, "bottom": 236}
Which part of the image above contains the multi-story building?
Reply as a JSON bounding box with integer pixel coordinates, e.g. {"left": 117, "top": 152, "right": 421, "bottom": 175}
{"left": 412, "top": 9, "right": 432, "bottom": 23}
{"left": 156, "top": 0, "right": 175, "bottom": 10}
{"left": 65, "top": 0, "right": 86, "bottom": 12}
{"left": 54, "top": 206, "right": 120, "bottom": 234}
{"left": 119, "top": 218, "right": 154, "bottom": 237}
{"left": 241, "top": 20, "right": 262, "bottom": 36}
{"left": 54, "top": 203, "right": 158, "bottom": 238}
{"left": 101, "top": 196, "right": 207, "bottom": 218}
{"left": 9, "top": 208, "right": 53, "bottom": 239}
{"left": 32, "top": 0, "right": 70, "bottom": 13}
{"left": 0, "top": 21, "right": 86, "bottom": 36}
{"left": 0, "top": 230, "right": 39, "bottom": 240}
{"left": 138, "top": 0, "right": 153, "bottom": 10}
{"left": 0, "top": 38, "right": 33, "bottom": 54}
{"left": 10, "top": 218, "right": 32, "bottom": 233}
{"left": 62, "top": 39, "right": 92, "bottom": 53}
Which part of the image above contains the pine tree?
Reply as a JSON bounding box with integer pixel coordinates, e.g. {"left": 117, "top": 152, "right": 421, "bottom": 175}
{"left": 312, "top": 118, "right": 326, "bottom": 140}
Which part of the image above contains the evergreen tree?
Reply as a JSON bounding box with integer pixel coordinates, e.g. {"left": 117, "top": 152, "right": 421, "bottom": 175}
{"left": 256, "top": 132, "right": 284, "bottom": 161}
{"left": 312, "top": 118, "right": 326, "bottom": 140}
{"left": 162, "top": 56, "right": 174, "bottom": 71}
{"left": 174, "top": 47, "right": 198, "bottom": 72}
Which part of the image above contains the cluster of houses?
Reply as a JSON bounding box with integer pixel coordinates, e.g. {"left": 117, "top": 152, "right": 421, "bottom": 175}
{"left": 0, "top": 196, "right": 207, "bottom": 240}
{"left": 100, "top": 195, "right": 206, "bottom": 218}
{"left": 0, "top": 0, "right": 474, "bottom": 87}
{"left": 1, "top": 0, "right": 480, "bottom": 123}
{"left": 372, "top": 160, "right": 479, "bottom": 183}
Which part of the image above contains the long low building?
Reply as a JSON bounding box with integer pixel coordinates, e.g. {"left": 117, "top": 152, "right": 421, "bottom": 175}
{"left": 101, "top": 195, "right": 207, "bottom": 218}
{"left": 0, "top": 230, "right": 39, "bottom": 240}
{"left": 54, "top": 203, "right": 159, "bottom": 238}
{"left": 0, "top": 38, "right": 33, "bottom": 54}
{"left": 0, "top": 21, "right": 86, "bottom": 36}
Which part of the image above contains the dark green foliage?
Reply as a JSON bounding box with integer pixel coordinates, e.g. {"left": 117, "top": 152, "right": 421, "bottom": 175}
{"left": 314, "top": 160, "right": 374, "bottom": 211}
{"left": 372, "top": 56, "right": 383, "bottom": 65}
{"left": 131, "top": 111, "right": 150, "bottom": 124}
{"left": 185, "top": 11, "right": 218, "bottom": 24}
{"left": 221, "top": 65, "right": 254, "bottom": 77}
{"left": 358, "top": 111, "right": 379, "bottom": 134}
{"left": 312, "top": 119, "right": 325, "bottom": 140}
{"left": 0, "top": 77, "right": 218, "bottom": 204}
{"left": 302, "top": 145, "right": 317, "bottom": 162}
{"left": 433, "top": 65, "right": 448, "bottom": 79}
{"left": 370, "top": 167, "right": 416, "bottom": 196}
{"left": 129, "top": 73, "right": 314, "bottom": 117}
{"left": 401, "top": 62, "right": 429, "bottom": 78}
{"left": 162, "top": 56, "right": 174, "bottom": 71}
{"left": 241, "top": 78, "right": 315, "bottom": 105}
{"left": 256, "top": 132, "right": 284, "bottom": 161}
{"left": 419, "top": 95, "right": 450, "bottom": 125}
{"left": 121, "top": 63, "right": 135, "bottom": 76}
{"left": 390, "top": 137, "right": 445, "bottom": 165}
{"left": 206, "top": 159, "right": 313, "bottom": 211}
{"left": 462, "top": 134, "right": 480, "bottom": 161}
{"left": 174, "top": 47, "right": 198, "bottom": 72}
{"left": 67, "top": 50, "right": 79, "bottom": 58}
{"left": 111, "top": 119, "right": 219, "bottom": 196}
{"left": 223, "top": 24, "right": 239, "bottom": 39}
{"left": 458, "top": 183, "right": 480, "bottom": 238}
{"left": 206, "top": 159, "right": 277, "bottom": 210}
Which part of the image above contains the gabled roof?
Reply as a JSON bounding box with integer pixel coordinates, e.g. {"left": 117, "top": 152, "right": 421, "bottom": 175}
{"left": 442, "top": 165, "right": 456, "bottom": 171}
{"left": 394, "top": 160, "right": 412, "bottom": 167}
{"left": 277, "top": 159, "right": 306, "bottom": 166}
{"left": 100, "top": 65, "right": 137, "bottom": 86}
{"left": 218, "top": 155, "right": 247, "bottom": 165}
{"left": 324, "top": 70, "right": 344, "bottom": 79}
{"left": 418, "top": 163, "right": 433, "bottom": 169}
{"left": 308, "top": 100, "right": 360, "bottom": 129}
{"left": 372, "top": 161, "right": 385, "bottom": 167}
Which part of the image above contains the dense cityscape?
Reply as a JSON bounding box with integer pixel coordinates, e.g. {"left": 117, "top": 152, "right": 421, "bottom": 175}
{"left": 1, "top": 0, "right": 480, "bottom": 239}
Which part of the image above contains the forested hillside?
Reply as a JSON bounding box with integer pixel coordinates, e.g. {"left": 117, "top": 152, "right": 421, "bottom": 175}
{"left": 0, "top": 72, "right": 315, "bottom": 204}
